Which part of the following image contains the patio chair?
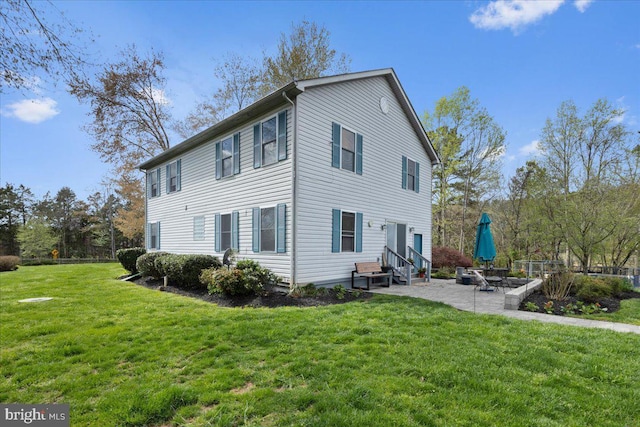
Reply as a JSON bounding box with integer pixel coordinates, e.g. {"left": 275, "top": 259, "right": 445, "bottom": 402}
{"left": 470, "top": 270, "right": 494, "bottom": 292}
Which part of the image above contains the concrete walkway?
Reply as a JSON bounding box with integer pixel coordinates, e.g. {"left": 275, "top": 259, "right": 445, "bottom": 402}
{"left": 369, "top": 279, "right": 640, "bottom": 335}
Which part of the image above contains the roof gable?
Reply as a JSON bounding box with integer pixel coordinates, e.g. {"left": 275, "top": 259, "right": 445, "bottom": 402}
{"left": 139, "top": 68, "right": 439, "bottom": 170}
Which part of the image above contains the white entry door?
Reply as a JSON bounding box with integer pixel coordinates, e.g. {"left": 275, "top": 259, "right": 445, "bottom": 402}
{"left": 386, "top": 221, "right": 407, "bottom": 258}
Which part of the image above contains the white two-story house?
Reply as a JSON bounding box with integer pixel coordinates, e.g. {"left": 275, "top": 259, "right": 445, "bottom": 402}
{"left": 139, "top": 69, "right": 440, "bottom": 287}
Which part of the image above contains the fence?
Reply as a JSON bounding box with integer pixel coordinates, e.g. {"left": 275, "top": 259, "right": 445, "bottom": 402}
{"left": 513, "top": 260, "right": 566, "bottom": 278}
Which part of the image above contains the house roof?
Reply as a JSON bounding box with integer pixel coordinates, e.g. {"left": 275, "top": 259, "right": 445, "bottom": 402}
{"left": 139, "top": 68, "right": 440, "bottom": 170}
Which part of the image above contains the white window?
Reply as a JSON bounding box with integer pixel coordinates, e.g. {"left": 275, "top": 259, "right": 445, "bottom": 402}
{"left": 341, "top": 128, "right": 356, "bottom": 172}
{"left": 260, "top": 207, "right": 276, "bottom": 252}
{"left": 166, "top": 160, "right": 181, "bottom": 193}
{"left": 148, "top": 168, "right": 160, "bottom": 198}
{"left": 221, "top": 137, "right": 233, "bottom": 177}
{"left": 193, "top": 216, "right": 205, "bottom": 241}
{"left": 407, "top": 159, "right": 416, "bottom": 191}
{"left": 220, "top": 213, "right": 232, "bottom": 250}
{"left": 149, "top": 222, "right": 160, "bottom": 249}
{"left": 341, "top": 211, "right": 355, "bottom": 252}
{"left": 262, "top": 117, "right": 277, "bottom": 166}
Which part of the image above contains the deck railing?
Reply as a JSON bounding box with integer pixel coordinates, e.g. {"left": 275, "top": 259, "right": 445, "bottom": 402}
{"left": 384, "top": 246, "right": 412, "bottom": 286}
{"left": 408, "top": 247, "right": 431, "bottom": 282}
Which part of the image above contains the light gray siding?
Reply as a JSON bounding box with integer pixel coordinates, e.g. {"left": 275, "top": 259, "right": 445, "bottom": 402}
{"left": 295, "top": 76, "right": 433, "bottom": 284}
{"left": 146, "top": 106, "right": 293, "bottom": 281}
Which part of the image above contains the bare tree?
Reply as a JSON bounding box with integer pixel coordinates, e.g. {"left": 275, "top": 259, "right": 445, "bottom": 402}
{"left": 69, "top": 45, "right": 172, "bottom": 171}
{"left": 1, "top": 0, "right": 90, "bottom": 92}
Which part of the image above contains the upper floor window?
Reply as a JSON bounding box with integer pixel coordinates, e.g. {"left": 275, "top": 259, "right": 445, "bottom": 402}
{"left": 147, "top": 168, "right": 160, "bottom": 198}
{"left": 332, "top": 122, "right": 363, "bottom": 175}
{"left": 254, "top": 111, "right": 287, "bottom": 168}
{"left": 215, "top": 133, "right": 240, "bottom": 179}
{"left": 402, "top": 156, "right": 420, "bottom": 193}
{"left": 166, "top": 160, "right": 181, "bottom": 193}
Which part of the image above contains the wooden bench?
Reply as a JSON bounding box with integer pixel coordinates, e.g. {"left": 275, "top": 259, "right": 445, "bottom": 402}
{"left": 351, "top": 262, "right": 392, "bottom": 290}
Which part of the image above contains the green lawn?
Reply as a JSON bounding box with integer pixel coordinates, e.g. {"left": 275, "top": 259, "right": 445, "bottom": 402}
{"left": 1, "top": 264, "right": 639, "bottom": 427}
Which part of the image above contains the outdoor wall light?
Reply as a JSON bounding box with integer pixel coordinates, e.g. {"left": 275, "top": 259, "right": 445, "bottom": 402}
{"left": 409, "top": 227, "right": 415, "bottom": 233}
{"left": 380, "top": 224, "right": 386, "bottom": 231}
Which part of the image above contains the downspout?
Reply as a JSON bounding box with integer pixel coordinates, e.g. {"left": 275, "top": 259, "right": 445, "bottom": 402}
{"left": 282, "top": 91, "right": 297, "bottom": 286}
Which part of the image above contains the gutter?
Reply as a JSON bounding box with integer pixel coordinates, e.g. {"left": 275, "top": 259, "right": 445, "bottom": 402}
{"left": 282, "top": 90, "right": 297, "bottom": 285}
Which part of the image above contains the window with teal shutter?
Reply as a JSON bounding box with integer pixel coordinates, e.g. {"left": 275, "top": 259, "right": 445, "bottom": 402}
{"left": 254, "top": 110, "right": 288, "bottom": 169}
{"left": 166, "top": 160, "right": 181, "bottom": 193}
{"left": 355, "top": 212, "right": 363, "bottom": 252}
{"left": 415, "top": 162, "right": 420, "bottom": 193}
{"left": 252, "top": 208, "right": 260, "bottom": 252}
{"left": 232, "top": 211, "right": 239, "bottom": 250}
{"left": 214, "top": 213, "right": 221, "bottom": 252}
{"left": 331, "top": 209, "right": 341, "bottom": 252}
{"left": 402, "top": 156, "right": 407, "bottom": 189}
{"left": 332, "top": 122, "right": 363, "bottom": 175}
{"left": 276, "top": 204, "right": 286, "bottom": 253}
{"left": 148, "top": 168, "right": 160, "bottom": 198}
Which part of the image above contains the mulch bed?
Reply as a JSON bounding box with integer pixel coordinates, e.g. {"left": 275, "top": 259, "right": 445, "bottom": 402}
{"left": 520, "top": 290, "right": 640, "bottom": 316}
{"left": 131, "top": 277, "right": 372, "bottom": 308}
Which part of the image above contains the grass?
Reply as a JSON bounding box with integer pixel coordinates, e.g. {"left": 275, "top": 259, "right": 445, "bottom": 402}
{"left": 1, "top": 264, "right": 639, "bottom": 426}
{"left": 570, "top": 297, "right": 640, "bottom": 326}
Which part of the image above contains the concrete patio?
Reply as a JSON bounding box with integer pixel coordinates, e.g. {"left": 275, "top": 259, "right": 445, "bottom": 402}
{"left": 369, "top": 278, "right": 640, "bottom": 335}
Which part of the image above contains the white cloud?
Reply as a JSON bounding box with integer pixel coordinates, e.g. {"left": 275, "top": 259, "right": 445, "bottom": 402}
{"left": 470, "top": 0, "right": 565, "bottom": 33}
{"left": 149, "top": 88, "right": 171, "bottom": 105}
{"left": 1, "top": 98, "right": 60, "bottom": 123}
{"left": 519, "top": 140, "right": 542, "bottom": 157}
{"left": 574, "top": 0, "right": 594, "bottom": 13}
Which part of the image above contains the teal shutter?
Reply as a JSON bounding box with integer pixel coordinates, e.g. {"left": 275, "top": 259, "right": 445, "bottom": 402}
{"left": 332, "top": 209, "right": 341, "bottom": 253}
{"left": 146, "top": 172, "right": 152, "bottom": 198}
{"left": 277, "top": 111, "right": 287, "bottom": 161}
{"left": 156, "top": 222, "right": 161, "bottom": 249}
{"left": 156, "top": 169, "right": 161, "bottom": 197}
{"left": 176, "top": 159, "right": 181, "bottom": 191}
{"left": 401, "top": 156, "right": 407, "bottom": 189}
{"left": 355, "top": 212, "right": 363, "bottom": 253}
{"left": 253, "top": 123, "right": 261, "bottom": 168}
{"left": 232, "top": 211, "right": 239, "bottom": 250}
{"left": 214, "top": 213, "right": 221, "bottom": 252}
{"left": 415, "top": 162, "right": 420, "bottom": 193}
{"left": 252, "top": 208, "right": 260, "bottom": 252}
{"left": 276, "top": 203, "right": 286, "bottom": 253}
{"left": 215, "top": 142, "right": 221, "bottom": 179}
{"left": 166, "top": 164, "right": 171, "bottom": 193}
{"left": 233, "top": 133, "right": 240, "bottom": 174}
{"left": 356, "top": 133, "right": 363, "bottom": 175}
{"left": 332, "top": 122, "right": 341, "bottom": 168}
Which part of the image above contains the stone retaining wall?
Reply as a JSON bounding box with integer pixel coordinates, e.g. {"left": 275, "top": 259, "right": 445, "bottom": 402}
{"left": 504, "top": 279, "right": 543, "bottom": 310}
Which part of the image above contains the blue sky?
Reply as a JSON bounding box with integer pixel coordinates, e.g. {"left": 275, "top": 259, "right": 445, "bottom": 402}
{"left": 1, "top": 0, "right": 639, "bottom": 200}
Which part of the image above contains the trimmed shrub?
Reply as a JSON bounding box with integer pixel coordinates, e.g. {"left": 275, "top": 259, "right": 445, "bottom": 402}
{"left": 201, "top": 259, "right": 279, "bottom": 296}
{"left": 0, "top": 256, "right": 20, "bottom": 272}
{"left": 116, "top": 247, "right": 146, "bottom": 273}
{"left": 432, "top": 247, "right": 472, "bottom": 269}
{"left": 136, "top": 252, "right": 170, "bottom": 279}
{"left": 576, "top": 278, "right": 613, "bottom": 303}
{"left": 162, "top": 254, "right": 221, "bottom": 289}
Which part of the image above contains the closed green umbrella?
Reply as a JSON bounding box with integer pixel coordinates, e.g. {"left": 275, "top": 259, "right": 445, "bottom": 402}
{"left": 474, "top": 213, "right": 496, "bottom": 264}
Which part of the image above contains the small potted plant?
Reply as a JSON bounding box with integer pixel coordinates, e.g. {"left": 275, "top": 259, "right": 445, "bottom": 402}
{"left": 418, "top": 267, "right": 427, "bottom": 278}
{"left": 407, "top": 258, "right": 414, "bottom": 265}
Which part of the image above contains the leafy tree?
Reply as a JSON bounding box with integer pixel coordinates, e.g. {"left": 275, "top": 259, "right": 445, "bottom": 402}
{"left": 539, "top": 98, "right": 632, "bottom": 273}
{"left": 113, "top": 172, "right": 145, "bottom": 247}
{"left": 17, "top": 218, "right": 57, "bottom": 258}
{"left": 69, "top": 45, "right": 172, "bottom": 171}
{"left": 423, "top": 87, "right": 506, "bottom": 254}
{"left": 0, "top": 183, "right": 34, "bottom": 255}
{"left": 261, "top": 20, "right": 350, "bottom": 94}
{"left": 1, "top": 0, "right": 90, "bottom": 92}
